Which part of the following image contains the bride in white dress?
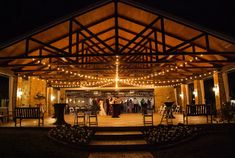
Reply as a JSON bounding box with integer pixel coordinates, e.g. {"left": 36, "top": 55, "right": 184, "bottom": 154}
{"left": 99, "top": 100, "right": 106, "bottom": 116}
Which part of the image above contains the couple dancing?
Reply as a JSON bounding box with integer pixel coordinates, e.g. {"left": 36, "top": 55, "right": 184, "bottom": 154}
{"left": 98, "top": 99, "right": 106, "bottom": 116}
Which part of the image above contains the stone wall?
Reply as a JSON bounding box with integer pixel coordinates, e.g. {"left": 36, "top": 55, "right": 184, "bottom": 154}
{"left": 213, "top": 71, "right": 227, "bottom": 111}
{"left": 175, "top": 86, "right": 181, "bottom": 106}
{"left": 17, "top": 77, "right": 46, "bottom": 107}
{"left": 47, "top": 87, "right": 60, "bottom": 115}
{"left": 154, "top": 87, "right": 176, "bottom": 111}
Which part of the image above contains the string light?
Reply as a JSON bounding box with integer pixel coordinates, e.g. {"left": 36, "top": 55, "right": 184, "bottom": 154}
{"left": 19, "top": 58, "right": 216, "bottom": 88}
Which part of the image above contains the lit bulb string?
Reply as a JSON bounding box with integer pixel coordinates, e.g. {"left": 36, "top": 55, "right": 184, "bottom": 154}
{"left": 98, "top": 81, "right": 115, "bottom": 88}
{"left": 32, "top": 58, "right": 113, "bottom": 81}
{"left": 57, "top": 67, "right": 114, "bottom": 81}
{"left": 33, "top": 58, "right": 178, "bottom": 82}
{"left": 50, "top": 80, "right": 113, "bottom": 88}
{"left": 31, "top": 58, "right": 202, "bottom": 83}
{"left": 52, "top": 81, "right": 114, "bottom": 88}
{"left": 119, "top": 79, "right": 181, "bottom": 88}
{"left": 119, "top": 71, "right": 214, "bottom": 87}
{"left": 115, "top": 56, "right": 119, "bottom": 88}
{"left": 121, "top": 71, "right": 214, "bottom": 84}
{"left": 122, "top": 56, "right": 207, "bottom": 82}
{"left": 122, "top": 65, "right": 179, "bottom": 82}
{"left": 30, "top": 70, "right": 215, "bottom": 88}
{"left": 25, "top": 58, "right": 215, "bottom": 87}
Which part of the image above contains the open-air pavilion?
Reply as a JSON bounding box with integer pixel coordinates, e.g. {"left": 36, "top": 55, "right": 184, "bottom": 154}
{"left": 1, "top": 1, "right": 235, "bottom": 158}
{"left": 0, "top": 0, "right": 235, "bottom": 127}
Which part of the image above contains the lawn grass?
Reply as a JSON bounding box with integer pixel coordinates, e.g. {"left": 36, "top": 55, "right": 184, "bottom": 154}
{"left": 0, "top": 127, "right": 89, "bottom": 158}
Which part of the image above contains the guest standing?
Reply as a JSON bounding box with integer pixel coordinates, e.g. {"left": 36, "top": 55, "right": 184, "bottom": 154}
{"left": 106, "top": 98, "right": 110, "bottom": 115}
{"left": 133, "top": 98, "right": 139, "bottom": 113}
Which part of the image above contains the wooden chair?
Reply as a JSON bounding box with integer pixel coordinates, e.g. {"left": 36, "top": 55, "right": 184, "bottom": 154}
{"left": 88, "top": 109, "right": 98, "bottom": 126}
{"left": 74, "top": 112, "right": 86, "bottom": 126}
{"left": 74, "top": 107, "right": 86, "bottom": 126}
{"left": 143, "top": 108, "right": 154, "bottom": 126}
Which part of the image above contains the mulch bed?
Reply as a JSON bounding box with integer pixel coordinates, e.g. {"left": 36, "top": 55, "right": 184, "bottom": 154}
{"left": 149, "top": 123, "right": 235, "bottom": 158}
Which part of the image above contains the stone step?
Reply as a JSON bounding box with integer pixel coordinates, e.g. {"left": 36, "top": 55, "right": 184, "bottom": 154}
{"left": 88, "top": 151, "right": 154, "bottom": 158}
{"left": 90, "top": 126, "right": 143, "bottom": 132}
{"left": 88, "top": 127, "right": 149, "bottom": 151}
{"left": 90, "top": 139, "right": 147, "bottom": 145}
{"left": 89, "top": 139, "right": 150, "bottom": 151}
{"left": 95, "top": 131, "right": 142, "bottom": 135}
{"left": 93, "top": 131, "right": 144, "bottom": 140}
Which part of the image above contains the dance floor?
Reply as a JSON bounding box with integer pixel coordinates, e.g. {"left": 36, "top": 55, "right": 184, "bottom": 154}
{"left": 0, "top": 112, "right": 214, "bottom": 127}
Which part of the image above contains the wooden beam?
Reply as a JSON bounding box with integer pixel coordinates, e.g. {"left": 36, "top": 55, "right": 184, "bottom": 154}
{"left": 4, "top": 59, "right": 232, "bottom": 68}
{"left": 25, "top": 39, "right": 29, "bottom": 57}
{"left": 76, "top": 31, "right": 79, "bottom": 62}
{"left": 121, "top": 30, "right": 155, "bottom": 61}
{"left": 30, "top": 37, "right": 68, "bottom": 55}
{"left": 118, "top": 14, "right": 213, "bottom": 52}
{"left": 73, "top": 19, "right": 115, "bottom": 53}
{"left": 119, "top": 16, "right": 161, "bottom": 53}
{"left": 114, "top": 0, "right": 119, "bottom": 54}
{"left": 154, "top": 31, "right": 159, "bottom": 61}
{"left": 149, "top": 39, "right": 153, "bottom": 62}
{"left": 128, "top": 30, "right": 155, "bottom": 54}
{"left": 205, "top": 34, "right": 210, "bottom": 51}
{"left": 166, "top": 33, "right": 205, "bottom": 53}
{"left": 119, "top": 26, "right": 172, "bottom": 51}
{"left": 161, "top": 17, "right": 166, "bottom": 53}
{"left": 1, "top": 51, "right": 235, "bottom": 60}
{"left": 119, "top": 0, "right": 235, "bottom": 45}
{"left": 69, "top": 20, "right": 73, "bottom": 54}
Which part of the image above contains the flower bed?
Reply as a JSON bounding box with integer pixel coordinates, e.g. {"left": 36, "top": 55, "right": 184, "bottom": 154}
{"left": 48, "top": 124, "right": 94, "bottom": 145}
{"left": 143, "top": 124, "right": 202, "bottom": 145}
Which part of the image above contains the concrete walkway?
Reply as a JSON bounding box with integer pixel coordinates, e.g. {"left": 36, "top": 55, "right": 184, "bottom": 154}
{"left": 89, "top": 152, "right": 154, "bottom": 158}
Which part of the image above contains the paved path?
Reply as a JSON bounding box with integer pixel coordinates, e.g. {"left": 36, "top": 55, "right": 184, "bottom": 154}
{"left": 89, "top": 151, "right": 154, "bottom": 158}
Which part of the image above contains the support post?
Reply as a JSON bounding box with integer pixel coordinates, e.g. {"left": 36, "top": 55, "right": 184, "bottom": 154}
{"left": 160, "top": 17, "right": 166, "bottom": 53}
{"left": 69, "top": 20, "right": 73, "bottom": 54}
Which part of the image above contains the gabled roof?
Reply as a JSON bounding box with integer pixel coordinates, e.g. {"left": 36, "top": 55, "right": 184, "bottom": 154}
{"left": 0, "top": 0, "right": 235, "bottom": 88}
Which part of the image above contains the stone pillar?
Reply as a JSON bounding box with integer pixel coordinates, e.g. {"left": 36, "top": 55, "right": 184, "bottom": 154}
{"left": 193, "top": 80, "right": 205, "bottom": 104}
{"left": 57, "top": 90, "right": 61, "bottom": 103}
{"left": 46, "top": 87, "right": 53, "bottom": 115}
{"left": 213, "top": 71, "right": 226, "bottom": 111}
{"left": 10, "top": 75, "right": 18, "bottom": 119}
{"left": 60, "top": 88, "right": 66, "bottom": 103}
{"left": 222, "top": 72, "right": 230, "bottom": 102}
{"left": 174, "top": 88, "right": 178, "bottom": 105}
{"left": 180, "top": 84, "right": 188, "bottom": 109}
{"left": 9, "top": 76, "right": 17, "bottom": 113}
{"left": 154, "top": 87, "right": 176, "bottom": 112}
{"left": 154, "top": 88, "right": 158, "bottom": 112}
{"left": 200, "top": 80, "right": 205, "bottom": 104}
{"left": 175, "top": 86, "right": 182, "bottom": 106}
{"left": 186, "top": 85, "right": 190, "bottom": 105}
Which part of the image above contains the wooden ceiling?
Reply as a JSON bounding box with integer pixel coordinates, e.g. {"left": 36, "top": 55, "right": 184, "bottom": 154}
{"left": 0, "top": 0, "right": 235, "bottom": 88}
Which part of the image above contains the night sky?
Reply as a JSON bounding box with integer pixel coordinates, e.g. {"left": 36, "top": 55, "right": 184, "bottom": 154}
{"left": 0, "top": 0, "right": 235, "bottom": 45}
